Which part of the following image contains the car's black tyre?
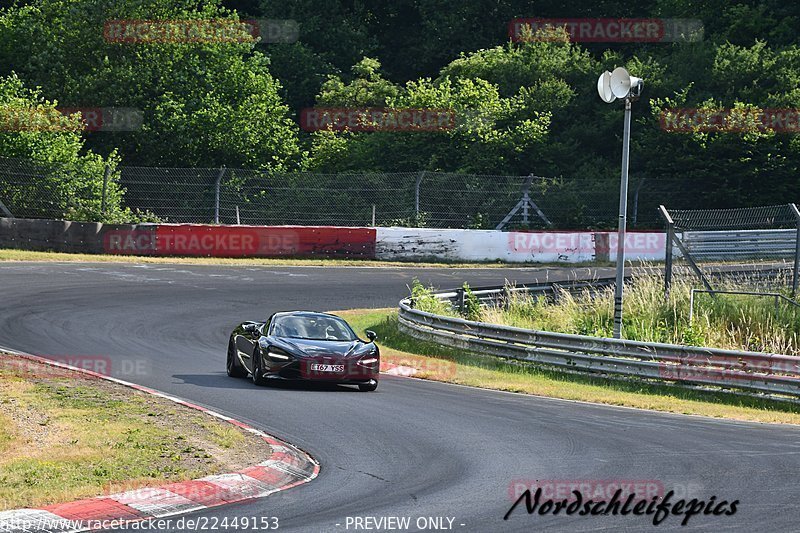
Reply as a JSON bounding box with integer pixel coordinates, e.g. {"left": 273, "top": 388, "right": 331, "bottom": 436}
{"left": 358, "top": 380, "right": 378, "bottom": 392}
{"left": 227, "top": 338, "right": 247, "bottom": 378}
{"left": 251, "top": 347, "right": 268, "bottom": 386}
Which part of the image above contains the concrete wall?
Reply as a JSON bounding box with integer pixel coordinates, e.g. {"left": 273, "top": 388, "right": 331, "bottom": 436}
{"left": 0, "top": 217, "right": 113, "bottom": 254}
{"left": 0, "top": 217, "right": 667, "bottom": 263}
{"left": 375, "top": 227, "right": 666, "bottom": 263}
{"left": 0, "top": 218, "right": 375, "bottom": 258}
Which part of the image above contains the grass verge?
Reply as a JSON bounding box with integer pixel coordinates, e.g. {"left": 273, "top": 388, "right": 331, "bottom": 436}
{"left": 0, "top": 248, "right": 609, "bottom": 269}
{"left": 0, "top": 355, "right": 269, "bottom": 510}
{"left": 338, "top": 308, "right": 800, "bottom": 425}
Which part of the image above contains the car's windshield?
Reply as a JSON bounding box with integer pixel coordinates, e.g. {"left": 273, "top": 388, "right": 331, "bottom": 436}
{"left": 271, "top": 315, "right": 356, "bottom": 341}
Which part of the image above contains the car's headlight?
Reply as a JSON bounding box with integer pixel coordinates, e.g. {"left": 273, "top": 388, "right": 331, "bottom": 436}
{"left": 267, "top": 347, "right": 292, "bottom": 361}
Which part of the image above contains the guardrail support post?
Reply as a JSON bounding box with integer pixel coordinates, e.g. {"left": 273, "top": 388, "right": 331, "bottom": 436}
{"left": 456, "top": 288, "right": 465, "bottom": 315}
{"left": 101, "top": 164, "right": 110, "bottom": 216}
{"left": 665, "top": 222, "right": 674, "bottom": 299}
{"left": 214, "top": 166, "right": 226, "bottom": 224}
{"left": 790, "top": 203, "right": 800, "bottom": 298}
{"left": 0, "top": 196, "right": 14, "bottom": 218}
{"left": 415, "top": 171, "right": 424, "bottom": 216}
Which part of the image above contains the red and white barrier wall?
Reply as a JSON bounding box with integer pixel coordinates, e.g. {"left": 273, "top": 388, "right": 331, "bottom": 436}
{"left": 0, "top": 218, "right": 666, "bottom": 263}
{"left": 103, "top": 225, "right": 376, "bottom": 258}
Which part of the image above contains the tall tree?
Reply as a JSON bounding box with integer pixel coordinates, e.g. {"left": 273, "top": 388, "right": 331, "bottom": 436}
{"left": 0, "top": 0, "right": 303, "bottom": 169}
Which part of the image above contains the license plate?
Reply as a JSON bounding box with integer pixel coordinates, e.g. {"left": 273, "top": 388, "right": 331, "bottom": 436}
{"left": 310, "top": 363, "right": 344, "bottom": 372}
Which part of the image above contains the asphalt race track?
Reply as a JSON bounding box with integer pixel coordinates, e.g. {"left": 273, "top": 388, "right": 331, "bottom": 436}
{"left": 1, "top": 262, "right": 798, "bottom": 532}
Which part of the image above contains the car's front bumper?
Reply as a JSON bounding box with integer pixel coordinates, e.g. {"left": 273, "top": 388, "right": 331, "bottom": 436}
{"left": 262, "top": 355, "right": 379, "bottom": 383}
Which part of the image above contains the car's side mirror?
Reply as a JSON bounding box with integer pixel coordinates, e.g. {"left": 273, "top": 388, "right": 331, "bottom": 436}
{"left": 243, "top": 323, "right": 259, "bottom": 333}
{"left": 365, "top": 330, "right": 377, "bottom": 342}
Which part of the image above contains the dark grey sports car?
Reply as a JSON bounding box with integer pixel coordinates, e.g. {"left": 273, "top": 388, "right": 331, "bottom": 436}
{"left": 227, "top": 311, "right": 380, "bottom": 391}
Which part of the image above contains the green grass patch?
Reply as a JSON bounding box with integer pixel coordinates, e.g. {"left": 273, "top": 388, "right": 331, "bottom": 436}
{"left": 338, "top": 308, "right": 800, "bottom": 425}
{"left": 0, "top": 416, "right": 12, "bottom": 453}
{"left": 483, "top": 273, "right": 800, "bottom": 355}
{"left": 0, "top": 248, "right": 611, "bottom": 269}
{"left": 198, "top": 420, "right": 246, "bottom": 450}
{"left": 410, "top": 273, "right": 800, "bottom": 355}
{"left": 0, "top": 362, "right": 265, "bottom": 510}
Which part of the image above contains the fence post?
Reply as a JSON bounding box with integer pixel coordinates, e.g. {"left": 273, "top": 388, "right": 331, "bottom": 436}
{"left": 503, "top": 285, "right": 512, "bottom": 310}
{"left": 632, "top": 177, "right": 646, "bottom": 227}
{"left": 790, "top": 203, "right": 800, "bottom": 297}
{"left": 0, "top": 196, "right": 13, "bottom": 218}
{"left": 415, "top": 171, "right": 424, "bottom": 216}
{"left": 660, "top": 205, "right": 674, "bottom": 299}
{"left": 101, "top": 164, "right": 111, "bottom": 216}
{"left": 214, "top": 166, "right": 226, "bottom": 224}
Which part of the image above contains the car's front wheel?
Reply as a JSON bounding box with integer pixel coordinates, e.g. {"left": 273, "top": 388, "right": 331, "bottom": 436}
{"left": 227, "top": 338, "right": 247, "bottom": 378}
{"left": 251, "top": 347, "right": 268, "bottom": 386}
{"left": 358, "top": 380, "right": 378, "bottom": 392}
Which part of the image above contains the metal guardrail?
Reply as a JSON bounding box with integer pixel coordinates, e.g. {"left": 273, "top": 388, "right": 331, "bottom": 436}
{"left": 444, "top": 278, "right": 616, "bottom": 309}
{"left": 681, "top": 229, "right": 799, "bottom": 259}
{"left": 398, "top": 280, "right": 800, "bottom": 398}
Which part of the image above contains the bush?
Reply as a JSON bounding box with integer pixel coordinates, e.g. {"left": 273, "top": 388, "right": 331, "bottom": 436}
{"left": 480, "top": 273, "right": 800, "bottom": 355}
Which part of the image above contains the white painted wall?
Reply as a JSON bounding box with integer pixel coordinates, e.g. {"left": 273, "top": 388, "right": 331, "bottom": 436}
{"left": 375, "top": 227, "right": 666, "bottom": 263}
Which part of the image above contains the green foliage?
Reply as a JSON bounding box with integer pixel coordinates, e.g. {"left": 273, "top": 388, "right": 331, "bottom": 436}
{"left": 0, "top": 74, "right": 134, "bottom": 222}
{"left": 308, "top": 60, "right": 551, "bottom": 174}
{"left": 481, "top": 274, "right": 800, "bottom": 355}
{"left": 461, "top": 282, "right": 483, "bottom": 321}
{"left": 409, "top": 278, "right": 453, "bottom": 316}
{"left": 1, "top": 0, "right": 800, "bottom": 224}
{"left": 382, "top": 212, "right": 429, "bottom": 228}
{"left": 0, "top": 0, "right": 303, "bottom": 170}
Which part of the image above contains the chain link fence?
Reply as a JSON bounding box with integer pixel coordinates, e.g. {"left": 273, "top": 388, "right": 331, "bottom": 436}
{"left": 0, "top": 157, "right": 104, "bottom": 220}
{"left": 118, "top": 167, "right": 633, "bottom": 228}
{"left": 2, "top": 157, "right": 796, "bottom": 230}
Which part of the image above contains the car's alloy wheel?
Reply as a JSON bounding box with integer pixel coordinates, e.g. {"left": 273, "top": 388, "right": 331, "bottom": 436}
{"left": 358, "top": 380, "right": 378, "bottom": 392}
{"left": 251, "top": 347, "right": 268, "bottom": 386}
{"left": 227, "top": 338, "right": 246, "bottom": 378}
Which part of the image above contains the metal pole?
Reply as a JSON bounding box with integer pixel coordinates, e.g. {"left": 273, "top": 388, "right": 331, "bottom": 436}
{"left": 235, "top": 205, "right": 240, "bottom": 225}
{"left": 372, "top": 205, "right": 376, "bottom": 226}
{"left": 613, "top": 98, "right": 632, "bottom": 339}
{"left": 0, "top": 197, "right": 12, "bottom": 218}
{"left": 660, "top": 205, "right": 675, "bottom": 299}
{"left": 101, "top": 164, "right": 111, "bottom": 215}
{"left": 790, "top": 203, "right": 800, "bottom": 297}
{"left": 415, "top": 171, "right": 424, "bottom": 216}
{"left": 214, "top": 166, "right": 225, "bottom": 224}
{"left": 665, "top": 220, "right": 674, "bottom": 298}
